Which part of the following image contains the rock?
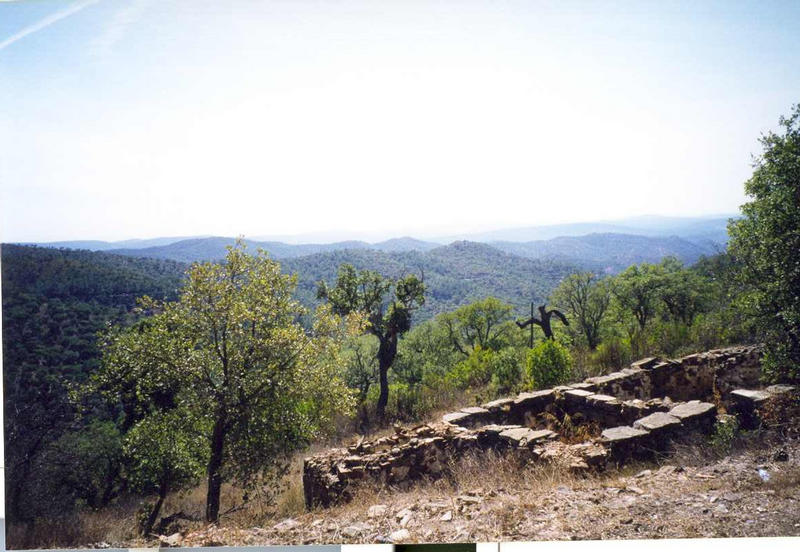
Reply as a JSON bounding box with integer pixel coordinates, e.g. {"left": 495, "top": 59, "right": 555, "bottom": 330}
{"left": 668, "top": 401, "right": 716, "bottom": 431}
{"left": 273, "top": 518, "right": 300, "bottom": 532}
{"left": 766, "top": 384, "right": 796, "bottom": 396}
{"left": 389, "top": 528, "right": 410, "bottom": 542}
{"left": 631, "top": 357, "right": 660, "bottom": 370}
{"left": 633, "top": 412, "right": 681, "bottom": 434}
{"left": 442, "top": 411, "right": 472, "bottom": 425}
{"left": 342, "top": 522, "right": 371, "bottom": 538}
{"left": 446, "top": 406, "right": 491, "bottom": 427}
{"left": 481, "top": 397, "right": 515, "bottom": 412}
{"left": 601, "top": 425, "right": 650, "bottom": 442}
{"left": 601, "top": 425, "right": 651, "bottom": 461}
{"left": 499, "top": 427, "right": 555, "bottom": 447}
{"left": 390, "top": 465, "right": 410, "bottom": 481}
{"left": 395, "top": 508, "right": 414, "bottom": 521}
{"left": 731, "top": 389, "right": 771, "bottom": 405}
{"left": 367, "top": 504, "right": 387, "bottom": 518}
{"left": 158, "top": 533, "right": 183, "bottom": 547}
{"left": 440, "top": 510, "right": 453, "bottom": 521}
{"left": 512, "top": 389, "right": 555, "bottom": 414}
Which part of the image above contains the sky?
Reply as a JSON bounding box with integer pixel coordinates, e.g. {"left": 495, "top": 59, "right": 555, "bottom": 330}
{"left": 1, "top": 0, "right": 799, "bottom": 243}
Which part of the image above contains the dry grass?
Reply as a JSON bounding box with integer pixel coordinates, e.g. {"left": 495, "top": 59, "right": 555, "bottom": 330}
{"left": 6, "top": 495, "right": 142, "bottom": 549}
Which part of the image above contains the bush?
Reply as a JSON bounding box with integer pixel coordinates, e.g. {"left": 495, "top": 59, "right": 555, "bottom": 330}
{"left": 590, "top": 338, "right": 630, "bottom": 372}
{"left": 710, "top": 414, "right": 739, "bottom": 454}
{"left": 525, "top": 340, "right": 573, "bottom": 389}
{"left": 488, "top": 348, "right": 524, "bottom": 396}
{"left": 447, "top": 346, "right": 494, "bottom": 389}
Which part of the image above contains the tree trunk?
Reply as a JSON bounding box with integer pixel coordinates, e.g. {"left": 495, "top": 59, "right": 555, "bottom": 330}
{"left": 375, "top": 333, "right": 397, "bottom": 422}
{"left": 142, "top": 478, "right": 169, "bottom": 536}
{"left": 205, "top": 407, "right": 227, "bottom": 523}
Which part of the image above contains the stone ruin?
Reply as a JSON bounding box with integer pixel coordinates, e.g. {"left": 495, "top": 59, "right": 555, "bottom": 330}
{"left": 303, "top": 345, "right": 797, "bottom": 508}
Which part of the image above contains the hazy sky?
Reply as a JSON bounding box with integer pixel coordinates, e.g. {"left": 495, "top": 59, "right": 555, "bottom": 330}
{"left": 1, "top": 0, "right": 799, "bottom": 242}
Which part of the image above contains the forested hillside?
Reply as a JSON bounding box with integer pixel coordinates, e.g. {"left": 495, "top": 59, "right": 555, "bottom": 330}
{"left": 1, "top": 245, "right": 188, "bottom": 522}
{"left": 281, "top": 241, "right": 580, "bottom": 320}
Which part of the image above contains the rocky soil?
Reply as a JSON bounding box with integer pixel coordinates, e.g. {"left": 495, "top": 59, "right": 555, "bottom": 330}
{"left": 148, "top": 437, "right": 800, "bottom": 547}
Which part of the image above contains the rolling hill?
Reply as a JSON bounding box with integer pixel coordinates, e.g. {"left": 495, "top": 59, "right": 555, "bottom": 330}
{"left": 491, "top": 232, "right": 723, "bottom": 272}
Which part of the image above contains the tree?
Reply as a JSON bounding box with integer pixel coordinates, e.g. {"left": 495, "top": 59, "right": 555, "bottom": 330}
{"left": 550, "top": 273, "right": 610, "bottom": 350}
{"left": 317, "top": 264, "right": 425, "bottom": 421}
{"left": 439, "top": 297, "right": 514, "bottom": 355}
{"left": 657, "top": 257, "right": 711, "bottom": 325}
{"left": 94, "top": 242, "right": 357, "bottom": 523}
{"left": 611, "top": 263, "right": 666, "bottom": 331}
{"left": 728, "top": 104, "right": 800, "bottom": 382}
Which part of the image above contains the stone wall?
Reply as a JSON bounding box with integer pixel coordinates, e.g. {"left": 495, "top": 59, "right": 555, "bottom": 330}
{"left": 304, "top": 345, "right": 775, "bottom": 508}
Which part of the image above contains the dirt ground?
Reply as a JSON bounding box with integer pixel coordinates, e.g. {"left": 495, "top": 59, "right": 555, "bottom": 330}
{"left": 148, "top": 434, "right": 800, "bottom": 547}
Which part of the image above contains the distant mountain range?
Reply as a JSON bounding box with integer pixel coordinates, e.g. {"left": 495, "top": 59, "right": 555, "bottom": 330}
{"left": 18, "top": 214, "right": 735, "bottom": 273}
{"left": 440, "top": 214, "right": 736, "bottom": 244}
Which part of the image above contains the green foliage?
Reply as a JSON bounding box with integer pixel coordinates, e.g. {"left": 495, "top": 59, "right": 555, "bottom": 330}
{"left": 317, "top": 263, "right": 425, "bottom": 420}
{"left": 317, "top": 263, "right": 425, "bottom": 338}
{"left": 448, "top": 346, "right": 495, "bottom": 389}
{"left": 93, "top": 242, "right": 357, "bottom": 521}
{"left": 1, "top": 244, "right": 186, "bottom": 522}
{"left": 123, "top": 409, "right": 208, "bottom": 497}
{"left": 45, "top": 420, "right": 124, "bottom": 510}
{"left": 525, "top": 340, "right": 573, "bottom": 389}
{"left": 285, "top": 242, "right": 579, "bottom": 322}
{"left": 590, "top": 337, "right": 631, "bottom": 371}
{"left": 439, "top": 297, "right": 515, "bottom": 355}
{"left": 488, "top": 348, "right": 525, "bottom": 395}
{"left": 611, "top": 263, "right": 667, "bottom": 330}
{"left": 550, "top": 272, "right": 611, "bottom": 350}
{"left": 728, "top": 104, "right": 800, "bottom": 382}
{"left": 340, "top": 335, "right": 379, "bottom": 402}
{"left": 710, "top": 414, "right": 740, "bottom": 455}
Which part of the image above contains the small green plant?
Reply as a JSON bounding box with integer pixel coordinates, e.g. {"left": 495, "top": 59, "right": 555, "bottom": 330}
{"left": 525, "top": 340, "right": 572, "bottom": 389}
{"left": 710, "top": 414, "right": 739, "bottom": 454}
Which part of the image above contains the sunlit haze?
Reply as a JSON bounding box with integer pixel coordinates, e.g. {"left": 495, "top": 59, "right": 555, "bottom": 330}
{"left": 1, "top": 0, "right": 799, "bottom": 243}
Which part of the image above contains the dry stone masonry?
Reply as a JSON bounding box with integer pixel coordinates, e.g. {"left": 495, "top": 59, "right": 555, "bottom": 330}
{"left": 304, "top": 345, "right": 796, "bottom": 508}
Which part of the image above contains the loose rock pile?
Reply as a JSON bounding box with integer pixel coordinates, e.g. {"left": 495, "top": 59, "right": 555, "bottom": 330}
{"left": 304, "top": 345, "right": 795, "bottom": 508}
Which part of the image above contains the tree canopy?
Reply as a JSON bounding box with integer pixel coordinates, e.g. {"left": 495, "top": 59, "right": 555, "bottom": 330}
{"left": 729, "top": 103, "right": 800, "bottom": 382}
{"left": 93, "top": 242, "right": 358, "bottom": 522}
{"left": 317, "top": 264, "right": 425, "bottom": 420}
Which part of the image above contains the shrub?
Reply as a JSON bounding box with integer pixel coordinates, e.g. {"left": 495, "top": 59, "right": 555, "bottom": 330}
{"left": 447, "top": 346, "right": 494, "bottom": 389}
{"left": 525, "top": 340, "right": 573, "bottom": 389}
{"left": 710, "top": 414, "right": 739, "bottom": 454}
{"left": 489, "top": 348, "right": 524, "bottom": 396}
{"left": 590, "top": 338, "right": 630, "bottom": 371}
